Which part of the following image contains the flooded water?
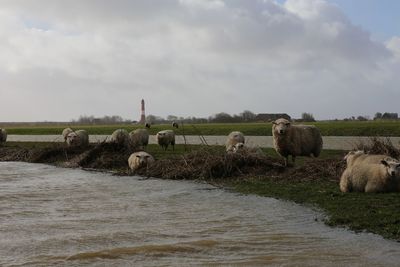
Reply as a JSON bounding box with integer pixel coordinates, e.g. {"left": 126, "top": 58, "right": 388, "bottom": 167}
{"left": 1, "top": 162, "right": 399, "bottom": 266}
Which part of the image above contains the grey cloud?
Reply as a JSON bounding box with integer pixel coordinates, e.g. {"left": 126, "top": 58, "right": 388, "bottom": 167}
{"left": 0, "top": 0, "right": 398, "bottom": 121}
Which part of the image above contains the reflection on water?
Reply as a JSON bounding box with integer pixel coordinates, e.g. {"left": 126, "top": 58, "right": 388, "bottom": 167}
{"left": 0, "top": 162, "right": 399, "bottom": 266}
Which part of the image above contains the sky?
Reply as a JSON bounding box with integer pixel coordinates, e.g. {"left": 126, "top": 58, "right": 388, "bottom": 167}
{"left": 0, "top": 0, "right": 399, "bottom": 122}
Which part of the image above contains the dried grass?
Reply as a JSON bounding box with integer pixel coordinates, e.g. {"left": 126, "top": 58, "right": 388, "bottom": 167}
{"left": 353, "top": 137, "right": 400, "bottom": 159}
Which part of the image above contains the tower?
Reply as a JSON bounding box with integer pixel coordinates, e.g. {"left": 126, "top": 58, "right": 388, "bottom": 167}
{"left": 139, "top": 99, "right": 146, "bottom": 124}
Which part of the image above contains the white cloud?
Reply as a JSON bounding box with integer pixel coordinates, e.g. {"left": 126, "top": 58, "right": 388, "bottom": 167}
{"left": 0, "top": 0, "right": 398, "bottom": 121}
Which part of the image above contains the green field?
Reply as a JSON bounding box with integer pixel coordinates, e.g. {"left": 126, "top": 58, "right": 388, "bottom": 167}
{"left": 3, "top": 120, "right": 400, "bottom": 136}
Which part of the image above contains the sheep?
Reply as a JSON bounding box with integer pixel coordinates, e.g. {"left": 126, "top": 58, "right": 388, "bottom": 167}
{"left": 129, "top": 128, "right": 149, "bottom": 150}
{"left": 226, "top": 142, "right": 245, "bottom": 153}
{"left": 128, "top": 151, "right": 155, "bottom": 171}
{"left": 145, "top": 123, "right": 151, "bottom": 129}
{"left": 62, "top": 127, "right": 73, "bottom": 141}
{"left": 110, "top": 129, "right": 130, "bottom": 147}
{"left": 172, "top": 121, "right": 179, "bottom": 128}
{"left": 344, "top": 150, "right": 388, "bottom": 167}
{"left": 156, "top": 130, "right": 175, "bottom": 151}
{"left": 272, "top": 118, "right": 322, "bottom": 166}
{"left": 225, "top": 131, "right": 245, "bottom": 152}
{"left": 66, "top": 130, "right": 89, "bottom": 147}
{"left": 0, "top": 128, "right": 7, "bottom": 145}
{"left": 340, "top": 157, "right": 400, "bottom": 193}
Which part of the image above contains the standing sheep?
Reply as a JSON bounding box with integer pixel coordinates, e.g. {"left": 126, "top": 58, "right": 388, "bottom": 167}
{"left": 66, "top": 130, "right": 89, "bottom": 148}
{"left": 0, "top": 128, "right": 7, "bottom": 145}
{"left": 272, "top": 118, "right": 322, "bottom": 166}
{"left": 110, "top": 129, "right": 130, "bottom": 147}
{"left": 340, "top": 157, "right": 400, "bottom": 193}
{"left": 62, "top": 128, "right": 73, "bottom": 141}
{"left": 129, "top": 129, "right": 149, "bottom": 150}
{"left": 156, "top": 130, "right": 175, "bottom": 151}
{"left": 225, "top": 131, "right": 245, "bottom": 152}
{"left": 172, "top": 121, "right": 179, "bottom": 128}
{"left": 128, "top": 151, "right": 155, "bottom": 170}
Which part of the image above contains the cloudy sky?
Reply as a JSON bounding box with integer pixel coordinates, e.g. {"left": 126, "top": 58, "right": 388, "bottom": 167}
{"left": 0, "top": 0, "right": 399, "bottom": 122}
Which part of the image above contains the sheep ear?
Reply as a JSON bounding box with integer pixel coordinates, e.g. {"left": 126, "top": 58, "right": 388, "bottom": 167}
{"left": 272, "top": 121, "right": 277, "bottom": 125}
{"left": 381, "top": 160, "right": 389, "bottom": 166}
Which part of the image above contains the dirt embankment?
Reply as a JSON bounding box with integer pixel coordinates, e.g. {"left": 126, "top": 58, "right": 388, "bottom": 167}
{"left": 0, "top": 142, "right": 346, "bottom": 182}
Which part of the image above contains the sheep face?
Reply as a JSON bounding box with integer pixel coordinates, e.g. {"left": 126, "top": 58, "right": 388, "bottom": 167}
{"left": 66, "top": 132, "right": 79, "bottom": 145}
{"left": 273, "top": 119, "right": 291, "bottom": 135}
{"left": 233, "top": 142, "right": 244, "bottom": 152}
{"left": 381, "top": 158, "right": 400, "bottom": 178}
{"left": 136, "top": 154, "right": 152, "bottom": 168}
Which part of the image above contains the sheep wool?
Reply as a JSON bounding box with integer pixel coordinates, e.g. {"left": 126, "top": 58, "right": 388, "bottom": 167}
{"left": 272, "top": 118, "right": 322, "bottom": 166}
{"left": 156, "top": 130, "right": 175, "bottom": 151}
{"left": 340, "top": 157, "right": 400, "bottom": 193}
{"left": 128, "top": 151, "right": 155, "bottom": 170}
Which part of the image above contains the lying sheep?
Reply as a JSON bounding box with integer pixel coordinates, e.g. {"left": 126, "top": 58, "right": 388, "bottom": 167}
{"left": 272, "top": 118, "right": 322, "bottom": 166}
{"left": 62, "top": 128, "right": 73, "bottom": 141}
{"left": 156, "top": 130, "right": 175, "bottom": 151}
{"left": 66, "top": 130, "right": 89, "bottom": 147}
{"left": 344, "top": 150, "right": 388, "bottom": 167}
{"left": 128, "top": 151, "right": 155, "bottom": 170}
{"left": 340, "top": 156, "right": 400, "bottom": 193}
{"left": 110, "top": 129, "right": 130, "bottom": 147}
{"left": 129, "top": 129, "right": 149, "bottom": 149}
{"left": 226, "top": 142, "right": 245, "bottom": 153}
{"left": 0, "top": 128, "right": 7, "bottom": 144}
{"left": 225, "top": 131, "right": 245, "bottom": 152}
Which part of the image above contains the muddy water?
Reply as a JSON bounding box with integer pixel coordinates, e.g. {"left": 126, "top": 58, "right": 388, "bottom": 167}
{"left": 0, "top": 162, "right": 399, "bottom": 266}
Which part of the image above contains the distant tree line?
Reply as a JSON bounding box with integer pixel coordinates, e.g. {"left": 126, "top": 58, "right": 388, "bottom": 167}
{"left": 71, "top": 111, "right": 399, "bottom": 125}
{"left": 72, "top": 115, "right": 131, "bottom": 124}
{"left": 144, "top": 110, "right": 258, "bottom": 124}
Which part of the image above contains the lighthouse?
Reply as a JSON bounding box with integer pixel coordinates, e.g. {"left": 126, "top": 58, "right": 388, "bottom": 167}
{"left": 139, "top": 99, "right": 146, "bottom": 124}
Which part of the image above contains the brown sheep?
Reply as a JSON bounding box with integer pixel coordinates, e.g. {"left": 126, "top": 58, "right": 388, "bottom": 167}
{"left": 272, "top": 118, "right": 322, "bottom": 166}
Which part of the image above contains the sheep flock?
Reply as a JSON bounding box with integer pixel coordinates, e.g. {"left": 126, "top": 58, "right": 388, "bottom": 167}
{"left": 1, "top": 118, "right": 399, "bottom": 194}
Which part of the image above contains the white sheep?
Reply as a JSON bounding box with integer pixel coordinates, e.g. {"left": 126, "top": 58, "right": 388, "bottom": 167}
{"left": 128, "top": 151, "right": 155, "bottom": 170}
{"left": 156, "top": 130, "right": 175, "bottom": 151}
{"left": 272, "top": 118, "right": 322, "bottom": 166}
{"left": 110, "top": 129, "right": 130, "bottom": 147}
{"left": 344, "top": 150, "right": 388, "bottom": 167}
{"left": 129, "top": 129, "right": 149, "bottom": 150}
{"left": 226, "top": 142, "right": 245, "bottom": 153}
{"left": 0, "top": 128, "right": 7, "bottom": 145}
{"left": 66, "top": 130, "right": 89, "bottom": 147}
{"left": 340, "top": 157, "right": 400, "bottom": 193}
{"left": 225, "top": 131, "right": 245, "bottom": 152}
{"left": 62, "top": 127, "right": 73, "bottom": 141}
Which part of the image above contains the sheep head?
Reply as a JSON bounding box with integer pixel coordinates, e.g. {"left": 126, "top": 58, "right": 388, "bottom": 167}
{"left": 273, "top": 118, "right": 291, "bottom": 135}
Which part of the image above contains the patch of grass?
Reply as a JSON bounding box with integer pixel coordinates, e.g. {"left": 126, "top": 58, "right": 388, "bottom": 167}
{"left": 232, "top": 179, "right": 400, "bottom": 241}
{"left": 4, "top": 120, "right": 400, "bottom": 136}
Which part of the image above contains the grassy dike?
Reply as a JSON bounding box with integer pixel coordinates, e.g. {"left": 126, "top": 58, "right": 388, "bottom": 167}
{"left": 1, "top": 142, "right": 400, "bottom": 241}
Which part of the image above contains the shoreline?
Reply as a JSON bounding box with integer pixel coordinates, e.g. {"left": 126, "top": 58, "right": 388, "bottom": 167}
{"left": 1, "top": 141, "right": 399, "bottom": 242}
